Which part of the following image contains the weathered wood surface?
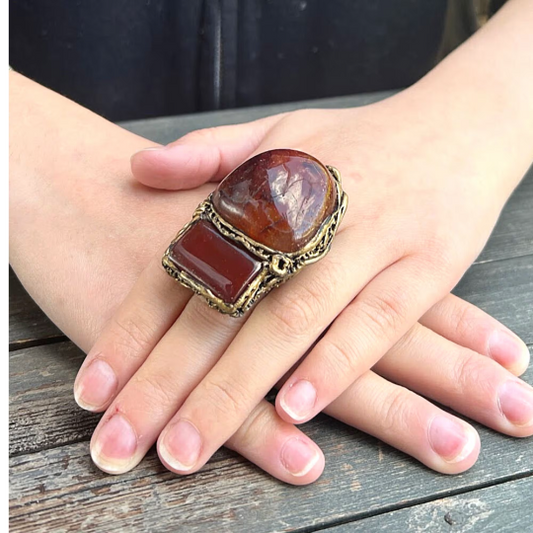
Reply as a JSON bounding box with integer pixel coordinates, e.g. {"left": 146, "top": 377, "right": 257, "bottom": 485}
{"left": 9, "top": 209, "right": 533, "bottom": 353}
{"left": 329, "top": 476, "right": 533, "bottom": 532}
{"left": 10, "top": 93, "right": 533, "bottom": 532}
{"left": 9, "top": 268, "right": 64, "bottom": 350}
{"left": 9, "top": 337, "right": 533, "bottom": 532}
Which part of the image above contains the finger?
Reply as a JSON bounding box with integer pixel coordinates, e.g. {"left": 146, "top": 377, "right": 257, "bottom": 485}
{"left": 323, "top": 371, "right": 480, "bottom": 475}
{"left": 89, "top": 296, "right": 324, "bottom": 484}
{"left": 89, "top": 296, "right": 244, "bottom": 473}
{"left": 73, "top": 255, "right": 192, "bottom": 412}
{"left": 155, "top": 231, "right": 404, "bottom": 473}
{"left": 420, "top": 293, "right": 530, "bottom": 375}
{"left": 374, "top": 324, "right": 533, "bottom": 438}
{"left": 204, "top": 401, "right": 324, "bottom": 485}
{"left": 276, "top": 255, "right": 447, "bottom": 424}
{"left": 131, "top": 114, "right": 286, "bottom": 190}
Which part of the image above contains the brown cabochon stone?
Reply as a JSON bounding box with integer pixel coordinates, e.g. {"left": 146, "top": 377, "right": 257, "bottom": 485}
{"left": 212, "top": 149, "right": 336, "bottom": 253}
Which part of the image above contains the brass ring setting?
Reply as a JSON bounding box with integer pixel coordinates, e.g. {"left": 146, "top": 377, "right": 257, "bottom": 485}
{"left": 162, "top": 148, "right": 348, "bottom": 317}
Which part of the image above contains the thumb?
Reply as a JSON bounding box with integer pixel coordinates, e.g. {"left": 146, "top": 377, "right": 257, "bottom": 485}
{"left": 130, "top": 113, "right": 286, "bottom": 190}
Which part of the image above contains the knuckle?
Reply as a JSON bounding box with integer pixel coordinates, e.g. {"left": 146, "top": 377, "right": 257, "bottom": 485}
{"left": 317, "top": 336, "right": 359, "bottom": 379}
{"left": 109, "top": 313, "right": 157, "bottom": 360}
{"left": 451, "top": 302, "right": 479, "bottom": 341}
{"left": 418, "top": 240, "right": 460, "bottom": 279}
{"left": 177, "top": 128, "right": 223, "bottom": 175}
{"left": 356, "top": 290, "right": 407, "bottom": 340}
{"left": 391, "top": 323, "right": 423, "bottom": 354}
{"left": 185, "top": 297, "right": 241, "bottom": 341}
{"left": 267, "top": 279, "right": 327, "bottom": 339}
{"left": 381, "top": 387, "right": 413, "bottom": 433}
{"left": 447, "top": 299, "right": 492, "bottom": 355}
{"left": 453, "top": 350, "right": 492, "bottom": 396}
{"left": 269, "top": 295, "right": 313, "bottom": 338}
{"left": 202, "top": 377, "right": 249, "bottom": 419}
{"left": 230, "top": 401, "right": 272, "bottom": 450}
{"left": 131, "top": 373, "right": 177, "bottom": 410}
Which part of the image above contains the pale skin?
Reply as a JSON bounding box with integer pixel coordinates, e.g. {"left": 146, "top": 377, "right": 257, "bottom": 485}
{"left": 9, "top": 0, "right": 533, "bottom": 485}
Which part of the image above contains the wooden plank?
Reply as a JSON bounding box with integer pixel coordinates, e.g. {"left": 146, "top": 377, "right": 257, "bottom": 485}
{"left": 9, "top": 268, "right": 64, "bottom": 350}
{"left": 453, "top": 254, "right": 533, "bottom": 344}
{"left": 9, "top": 339, "right": 533, "bottom": 531}
{"left": 9, "top": 380, "right": 533, "bottom": 533}
{"left": 329, "top": 476, "right": 533, "bottom": 532}
{"left": 119, "top": 92, "right": 395, "bottom": 145}
{"left": 9, "top": 342, "right": 100, "bottom": 457}
{"left": 476, "top": 172, "right": 533, "bottom": 264}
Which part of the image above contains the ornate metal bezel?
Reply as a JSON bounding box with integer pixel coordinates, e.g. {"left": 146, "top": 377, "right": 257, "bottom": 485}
{"left": 162, "top": 165, "right": 348, "bottom": 317}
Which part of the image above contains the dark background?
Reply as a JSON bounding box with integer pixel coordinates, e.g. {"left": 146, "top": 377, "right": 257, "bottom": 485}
{"left": 10, "top": 0, "right": 488, "bottom": 121}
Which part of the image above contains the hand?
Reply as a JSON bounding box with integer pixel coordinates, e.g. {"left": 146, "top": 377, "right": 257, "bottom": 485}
{"left": 9, "top": 73, "right": 532, "bottom": 485}
{"left": 81, "top": 63, "right": 533, "bottom": 479}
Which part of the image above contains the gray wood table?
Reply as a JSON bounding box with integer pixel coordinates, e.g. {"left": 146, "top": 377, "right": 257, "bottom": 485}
{"left": 9, "top": 93, "right": 533, "bottom": 532}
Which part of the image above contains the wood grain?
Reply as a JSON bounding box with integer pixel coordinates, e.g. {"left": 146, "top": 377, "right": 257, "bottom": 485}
{"left": 9, "top": 395, "right": 533, "bottom": 533}
{"left": 9, "top": 269, "right": 64, "bottom": 350}
{"left": 118, "top": 92, "right": 395, "bottom": 146}
{"left": 453, "top": 254, "right": 533, "bottom": 344}
{"left": 9, "top": 336, "right": 533, "bottom": 532}
{"left": 329, "top": 475, "right": 533, "bottom": 532}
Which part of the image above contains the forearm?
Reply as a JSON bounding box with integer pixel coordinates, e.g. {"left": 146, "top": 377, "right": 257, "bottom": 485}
{"left": 9, "top": 73, "right": 153, "bottom": 348}
{"left": 399, "top": 0, "right": 533, "bottom": 197}
{"left": 9, "top": 71, "right": 144, "bottom": 183}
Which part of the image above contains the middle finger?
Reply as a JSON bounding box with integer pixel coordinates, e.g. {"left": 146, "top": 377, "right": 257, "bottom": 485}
{"left": 155, "top": 228, "right": 414, "bottom": 473}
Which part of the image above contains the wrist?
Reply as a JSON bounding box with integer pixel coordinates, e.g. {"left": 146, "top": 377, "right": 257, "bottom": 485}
{"left": 9, "top": 73, "right": 146, "bottom": 181}
{"left": 396, "top": 0, "right": 533, "bottom": 200}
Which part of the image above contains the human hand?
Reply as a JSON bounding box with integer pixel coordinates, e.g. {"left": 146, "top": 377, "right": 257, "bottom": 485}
{"left": 9, "top": 73, "right": 532, "bottom": 486}
{"left": 77, "top": 91, "right": 532, "bottom": 477}
{"left": 80, "top": 281, "right": 532, "bottom": 481}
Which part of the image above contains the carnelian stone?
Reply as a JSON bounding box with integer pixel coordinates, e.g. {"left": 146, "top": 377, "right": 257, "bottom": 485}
{"left": 169, "top": 220, "right": 262, "bottom": 304}
{"left": 212, "top": 149, "right": 336, "bottom": 253}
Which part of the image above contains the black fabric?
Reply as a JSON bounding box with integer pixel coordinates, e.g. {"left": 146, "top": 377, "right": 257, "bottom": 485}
{"left": 10, "top": 0, "right": 453, "bottom": 121}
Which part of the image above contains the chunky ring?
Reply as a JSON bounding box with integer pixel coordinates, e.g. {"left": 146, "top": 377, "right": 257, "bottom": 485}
{"left": 162, "top": 148, "right": 348, "bottom": 317}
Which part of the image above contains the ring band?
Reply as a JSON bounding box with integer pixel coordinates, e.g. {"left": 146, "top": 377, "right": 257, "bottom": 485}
{"left": 162, "top": 148, "right": 348, "bottom": 317}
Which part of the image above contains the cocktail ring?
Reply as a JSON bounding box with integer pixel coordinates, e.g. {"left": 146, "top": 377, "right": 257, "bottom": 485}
{"left": 162, "top": 148, "right": 348, "bottom": 317}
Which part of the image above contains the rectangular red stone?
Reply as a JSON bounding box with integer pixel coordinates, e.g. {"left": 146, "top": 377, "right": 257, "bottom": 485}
{"left": 168, "top": 219, "right": 262, "bottom": 304}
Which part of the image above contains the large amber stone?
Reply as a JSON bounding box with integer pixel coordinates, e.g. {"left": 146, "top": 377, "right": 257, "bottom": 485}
{"left": 168, "top": 220, "right": 262, "bottom": 304}
{"left": 212, "top": 149, "right": 336, "bottom": 253}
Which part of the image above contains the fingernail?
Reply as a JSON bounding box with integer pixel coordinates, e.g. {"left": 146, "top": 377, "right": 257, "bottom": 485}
{"left": 74, "top": 359, "right": 118, "bottom": 411}
{"left": 130, "top": 147, "right": 165, "bottom": 163}
{"left": 91, "top": 414, "right": 137, "bottom": 474}
{"left": 159, "top": 419, "right": 202, "bottom": 472}
{"left": 132, "top": 146, "right": 162, "bottom": 155}
{"left": 498, "top": 381, "right": 533, "bottom": 427}
{"left": 428, "top": 416, "right": 477, "bottom": 463}
{"left": 488, "top": 329, "right": 530, "bottom": 369}
{"left": 280, "top": 437, "right": 320, "bottom": 477}
{"left": 280, "top": 380, "right": 317, "bottom": 421}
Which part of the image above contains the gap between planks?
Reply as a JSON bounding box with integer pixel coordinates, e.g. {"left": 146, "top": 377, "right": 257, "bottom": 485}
{"left": 289, "top": 471, "right": 533, "bottom": 533}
